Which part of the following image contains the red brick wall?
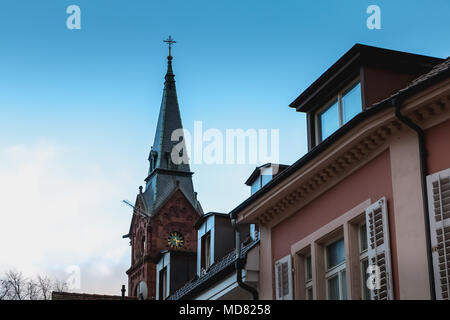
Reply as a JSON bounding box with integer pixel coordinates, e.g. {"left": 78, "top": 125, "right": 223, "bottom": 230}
{"left": 149, "top": 190, "right": 198, "bottom": 257}
{"left": 128, "top": 189, "right": 199, "bottom": 298}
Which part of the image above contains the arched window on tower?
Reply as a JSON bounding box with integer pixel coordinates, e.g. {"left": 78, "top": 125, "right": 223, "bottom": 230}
{"left": 149, "top": 149, "right": 158, "bottom": 172}
{"left": 142, "top": 236, "right": 146, "bottom": 254}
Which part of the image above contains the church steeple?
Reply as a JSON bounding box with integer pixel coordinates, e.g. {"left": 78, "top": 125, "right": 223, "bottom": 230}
{"left": 148, "top": 42, "right": 189, "bottom": 175}
{"left": 142, "top": 37, "right": 201, "bottom": 215}
{"left": 125, "top": 37, "right": 203, "bottom": 299}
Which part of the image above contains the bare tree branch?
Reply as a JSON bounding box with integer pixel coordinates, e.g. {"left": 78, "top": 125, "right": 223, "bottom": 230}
{"left": 53, "top": 278, "right": 68, "bottom": 293}
{"left": 37, "top": 275, "right": 53, "bottom": 300}
{"left": 1, "top": 270, "right": 70, "bottom": 300}
{"left": 0, "top": 278, "right": 12, "bottom": 300}
{"left": 5, "top": 270, "right": 26, "bottom": 300}
{"left": 26, "top": 278, "right": 40, "bottom": 300}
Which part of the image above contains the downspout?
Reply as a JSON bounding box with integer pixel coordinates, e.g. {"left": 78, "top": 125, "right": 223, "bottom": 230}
{"left": 392, "top": 97, "right": 436, "bottom": 299}
{"left": 232, "top": 218, "right": 259, "bottom": 300}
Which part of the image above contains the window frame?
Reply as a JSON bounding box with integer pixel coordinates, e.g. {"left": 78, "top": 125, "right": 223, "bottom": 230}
{"left": 324, "top": 236, "right": 347, "bottom": 300}
{"left": 305, "top": 255, "right": 313, "bottom": 300}
{"left": 291, "top": 199, "right": 374, "bottom": 300}
{"left": 316, "top": 78, "right": 362, "bottom": 144}
{"left": 201, "top": 231, "right": 211, "bottom": 271}
{"left": 159, "top": 266, "right": 167, "bottom": 300}
{"left": 358, "top": 221, "right": 370, "bottom": 300}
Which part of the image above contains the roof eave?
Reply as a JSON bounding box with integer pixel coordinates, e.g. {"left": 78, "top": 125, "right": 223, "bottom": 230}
{"left": 289, "top": 44, "right": 444, "bottom": 113}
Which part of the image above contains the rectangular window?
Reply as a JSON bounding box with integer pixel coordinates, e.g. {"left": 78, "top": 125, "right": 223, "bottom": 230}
{"left": 359, "top": 223, "right": 368, "bottom": 252}
{"left": 201, "top": 232, "right": 211, "bottom": 270}
{"left": 326, "top": 238, "right": 345, "bottom": 269}
{"left": 359, "top": 222, "right": 370, "bottom": 300}
{"left": 342, "top": 82, "right": 362, "bottom": 124}
{"left": 360, "top": 258, "right": 370, "bottom": 300}
{"left": 250, "top": 177, "right": 261, "bottom": 195}
{"left": 292, "top": 199, "right": 391, "bottom": 300}
{"left": 325, "top": 237, "right": 347, "bottom": 300}
{"left": 159, "top": 267, "right": 167, "bottom": 300}
{"left": 318, "top": 81, "right": 362, "bottom": 142}
{"left": 305, "top": 255, "right": 313, "bottom": 300}
{"left": 319, "top": 100, "right": 340, "bottom": 141}
{"left": 327, "top": 274, "right": 340, "bottom": 300}
{"left": 305, "top": 255, "right": 312, "bottom": 281}
{"left": 306, "top": 287, "right": 313, "bottom": 300}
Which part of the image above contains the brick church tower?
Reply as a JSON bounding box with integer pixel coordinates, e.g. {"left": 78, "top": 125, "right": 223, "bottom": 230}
{"left": 123, "top": 38, "right": 203, "bottom": 299}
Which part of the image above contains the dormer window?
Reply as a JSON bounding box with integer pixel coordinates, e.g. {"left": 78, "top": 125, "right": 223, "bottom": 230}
{"left": 195, "top": 212, "right": 238, "bottom": 276}
{"left": 251, "top": 174, "right": 272, "bottom": 195}
{"left": 246, "top": 163, "right": 289, "bottom": 195}
{"left": 317, "top": 81, "right": 362, "bottom": 142}
{"left": 201, "top": 232, "right": 211, "bottom": 270}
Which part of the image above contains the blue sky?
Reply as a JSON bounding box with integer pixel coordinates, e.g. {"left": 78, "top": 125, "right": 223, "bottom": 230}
{"left": 0, "top": 0, "right": 449, "bottom": 294}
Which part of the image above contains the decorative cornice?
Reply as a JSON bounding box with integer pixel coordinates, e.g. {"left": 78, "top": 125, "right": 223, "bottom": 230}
{"left": 253, "top": 89, "right": 450, "bottom": 226}
{"left": 255, "top": 122, "right": 400, "bottom": 225}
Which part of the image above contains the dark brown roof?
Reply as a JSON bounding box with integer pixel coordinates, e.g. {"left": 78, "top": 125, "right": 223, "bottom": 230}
{"left": 289, "top": 44, "right": 444, "bottom": 113}
{"left": 167, "top": 238, "right": 259, "bottom": 300}
{"left": 194, "top": 211, "right": 229, "bottom": 230}
{"left": 245, "top": 163, "right": 289, "bottom": 186}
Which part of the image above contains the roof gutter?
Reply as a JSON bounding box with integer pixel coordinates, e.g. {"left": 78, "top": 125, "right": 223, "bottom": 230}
{"left": 391, "top": 96, "right": 436, "bottom": 300}
{"left": 231, "top": 218, "right": 259, "bottom": 300}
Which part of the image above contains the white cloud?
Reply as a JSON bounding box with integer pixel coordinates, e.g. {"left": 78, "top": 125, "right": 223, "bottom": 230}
{"left": 0, "top": 141, "right": 133, "bottom": 295}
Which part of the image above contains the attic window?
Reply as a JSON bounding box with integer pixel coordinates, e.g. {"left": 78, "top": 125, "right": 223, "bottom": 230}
{"left": 250, "top": 174, "right": 272, "bottom": 195}
{"left": 201, "top": 232, "right": 211, "bottom": 270}
{"left": 317, "top": 81, "right": 362, "bottom": 142}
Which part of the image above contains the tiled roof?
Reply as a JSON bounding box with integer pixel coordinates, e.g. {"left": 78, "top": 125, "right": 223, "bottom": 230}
{"left": 401, "top": 57, "right": 450, "bottom": 90}
{"left": 374, "top": 57, "right": 450, "bottom": 106}
{"left": 167, "top": 238, "right": 260, "bottom": 300}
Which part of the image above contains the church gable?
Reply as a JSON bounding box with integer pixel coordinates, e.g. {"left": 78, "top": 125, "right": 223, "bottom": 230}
{"left": 128, "top": 194, "right": 150, "bottom": 266}
{"left": 127, "top": 193, "right": 148, "bottom": 239}
{"left": 149, "top": 189, "right": 199, "bottom": 256}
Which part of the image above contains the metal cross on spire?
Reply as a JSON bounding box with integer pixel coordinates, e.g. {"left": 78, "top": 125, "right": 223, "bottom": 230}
{"left": 164, "top": 36, "right": 176, "bottom": 57}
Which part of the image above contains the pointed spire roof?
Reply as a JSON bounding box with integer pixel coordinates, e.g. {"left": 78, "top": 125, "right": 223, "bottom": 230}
{"left": 142, "top": 39, "right": 202, "bottom": 215}
{"left": 149, "top": 54, "right": 190, "bottom": 174}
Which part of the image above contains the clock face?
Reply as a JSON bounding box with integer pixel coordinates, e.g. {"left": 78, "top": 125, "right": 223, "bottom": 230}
{"left": 167, "top": 231, "right": 184, "bottom": 248}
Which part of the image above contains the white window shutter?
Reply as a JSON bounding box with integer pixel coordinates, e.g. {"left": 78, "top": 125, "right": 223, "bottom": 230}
{"left": 274, "top": 255, "right": 293, "bottom": 300}
{"left": 365, "top": 197, "right": 394, "bottom": 300}
{"left": 427, "top": 169, "right": 450, "bottom": 300}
